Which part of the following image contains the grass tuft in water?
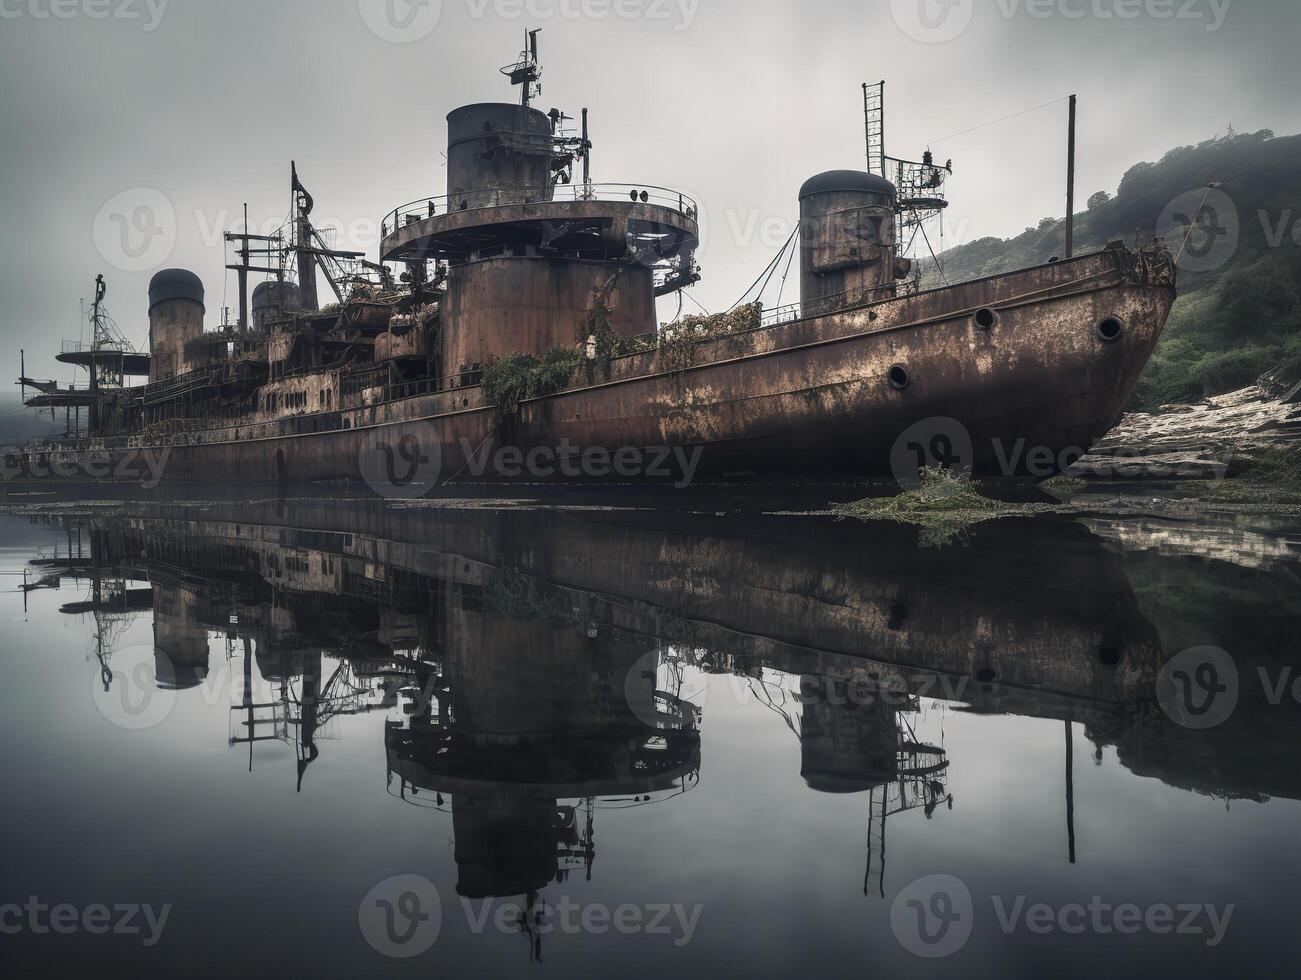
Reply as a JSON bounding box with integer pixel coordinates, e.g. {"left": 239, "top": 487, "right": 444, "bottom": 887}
{"left": 836, "top": 468, "right": 1006, "bottom": 546}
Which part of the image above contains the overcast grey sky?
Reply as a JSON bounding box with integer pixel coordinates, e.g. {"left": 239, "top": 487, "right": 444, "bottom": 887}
{"left": 2, "top": 0, "right": 1298, "bottom": 385}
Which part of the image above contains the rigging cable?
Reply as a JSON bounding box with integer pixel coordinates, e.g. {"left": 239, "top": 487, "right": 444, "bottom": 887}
{"left": 728, "top": 224, "right": 799, "bottom": 311}
{"left": 667, "top": 290, "right": 684, "bottom": 325}
{"left": 902, "top": 221, "right": 921, "bottom": 258}
{"left": 918, "top": 219, "right": 949, "bottom": 287}
{"left": 928, "top": 95, "right": 1070, "bottom": 146}
{"left": 755, "top": 226, "right": 799, "bottom": 306}
{"left": 683, "top": 291, "right": 711, "bottom": 317}
{"left": 774, "top": 225, "right": 800, "bottom": 311}
{"left": 1175, "top": 183, "right": 1221, "bottom": 266}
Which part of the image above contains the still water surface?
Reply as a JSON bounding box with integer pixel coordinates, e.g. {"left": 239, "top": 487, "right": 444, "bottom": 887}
{"left": 1, "top": 498, "right": 1298, "bottom": 978}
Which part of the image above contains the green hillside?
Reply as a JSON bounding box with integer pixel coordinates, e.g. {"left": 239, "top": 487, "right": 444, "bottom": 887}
{"left": 918, "top": 129, "right": 1301, "bottom": 410}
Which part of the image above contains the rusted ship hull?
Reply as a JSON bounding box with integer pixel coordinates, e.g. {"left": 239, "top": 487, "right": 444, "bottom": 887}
{"left": 526, "top": 246, "right": 1174, "bottom": 479}
{"left": 5, "top": 247, "right": 1173, "bottom": 488}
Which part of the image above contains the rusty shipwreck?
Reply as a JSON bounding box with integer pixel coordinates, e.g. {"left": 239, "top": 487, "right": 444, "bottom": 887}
{"left": 10, "top": 39, "right": 1176, "bottom": 489}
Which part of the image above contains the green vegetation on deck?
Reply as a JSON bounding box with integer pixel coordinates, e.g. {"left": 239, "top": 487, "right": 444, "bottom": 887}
{"left": 481, "top": 347, "right": 584, "bottom": 417}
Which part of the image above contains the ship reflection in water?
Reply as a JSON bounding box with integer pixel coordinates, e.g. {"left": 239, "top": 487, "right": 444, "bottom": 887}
{"left": 1, "top": 501, "right": 1299, "bottom": 977}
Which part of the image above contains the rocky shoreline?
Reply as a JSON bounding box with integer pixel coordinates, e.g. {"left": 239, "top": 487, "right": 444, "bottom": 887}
{"left": 1071, "top": 377, "right": 1301, "bottom": 481}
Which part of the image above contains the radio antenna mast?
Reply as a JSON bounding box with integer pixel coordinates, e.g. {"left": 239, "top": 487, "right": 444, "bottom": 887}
{"left": 502, "top": 29, "right": 542, "bottom": 108}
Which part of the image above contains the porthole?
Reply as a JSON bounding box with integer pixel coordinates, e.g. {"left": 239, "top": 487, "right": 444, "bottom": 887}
{"left": 1099, "top": 646, "right": 1123, "bottom": 668}
{"left": 888, "top": 364, "right": 910, "bottom": 390}
{"left": 973, "top": 307, "right": 997, "bottom": 330}
{"left": 975, "top": 667, "right": 998, "bottom": 684}
{"left": 1097, "top": 317, "right": 1123, "bottom": 343}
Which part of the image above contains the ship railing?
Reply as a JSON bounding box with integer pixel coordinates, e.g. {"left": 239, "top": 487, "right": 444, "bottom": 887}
{"left": 387, "top": 377, "right": 442, "bottom": 401}
{"left": 382, "top": 183, "right": 699, "bottom": 239}
{"left": 615, "top": 282, "right": 910, "bottom": 354}
{"left": 141, "top": 366, "right": 225, "bottom": 400}
{"left": 60, "top": 339, "right": 135, "bottom": 356}
{"left": 386, "top": 369, "right": 488, "bottom": 402}
{"left": 759, "top": 301, "right": 803, "bottom": 328}
{"left": 616, "top": 313, "right": 793, "bottom": 354}
{"left": 758, "top": 280, "right": 920, "bottom": 327}
{"left": 22, "top": 381, "right": 94, "bottom": 397}
{"left": 121, "top": 416, "right": 236, "bottom": 448}
{"left": 18, "top": 435, "right": 137, "bottom": 453}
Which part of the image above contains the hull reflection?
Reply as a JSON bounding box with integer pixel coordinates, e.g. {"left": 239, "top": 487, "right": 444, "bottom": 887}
{"left": 18, "top": 497, "right": 1301, "bottom": 928}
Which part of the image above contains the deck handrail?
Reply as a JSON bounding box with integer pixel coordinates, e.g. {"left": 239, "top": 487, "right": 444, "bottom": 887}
{"left": 382, "top": 182, "right": 699, "bottom": 239}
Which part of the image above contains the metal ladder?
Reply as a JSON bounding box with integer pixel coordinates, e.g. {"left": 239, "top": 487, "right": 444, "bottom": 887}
{"left": 863, "top": 81, "right": 885, "bottom": 179}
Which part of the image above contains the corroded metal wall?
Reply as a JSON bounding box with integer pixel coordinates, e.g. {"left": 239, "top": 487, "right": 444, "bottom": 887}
{"left": 446, "top": 102, "right": 555, "bottom": 209}
{"left": 374, "top": 321, "right": 430, "bottom": 362}
{"left": 442, "top": 256, "right": 654, "bottom": 372}
{"left": 251, "top": 281, "right": 301, "bottom": 332}
{"left": 799, "top": 171, "right": 899, "bottom": 316}
{"left": 148, "top": 269, "right": 205, "bottom": 383}
{"left": 148, "top": 300, "right": 204, "bottom": 383}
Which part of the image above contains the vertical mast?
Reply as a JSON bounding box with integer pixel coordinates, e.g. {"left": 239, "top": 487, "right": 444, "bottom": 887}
{"left": 1065, "top": 719, "right": 1076, "bottom": 863}
{"left": 580, "top": 108, "right": 591, "bottom": 190}
{"left": 1065, "top": 94, "right": 1077, "bottom": 259}
{"left": 523, "top": 29, "right": 540, "bottom": 108}
{"left": 88, "top": 275, "right": 104, "bottom": 434}
{"left": 505, "top": 29, "right": 543, "bottom": 109}
{"left": 238, "top": 203, "right": 249, "bottom": 332}
{"left": 226, "top": 216, "right": 284, "bottom": 330}
{"left": 292, "top": 162, "right": 319, "bottom": 312}
{"left": 90, "top": 274, "right": 106, "bottom": 350}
